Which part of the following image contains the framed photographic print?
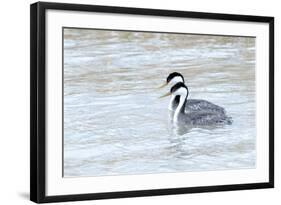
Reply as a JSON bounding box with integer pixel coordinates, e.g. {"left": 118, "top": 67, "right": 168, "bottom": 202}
{"left": 30, "top": 2, "right": 274, "bottom": 203}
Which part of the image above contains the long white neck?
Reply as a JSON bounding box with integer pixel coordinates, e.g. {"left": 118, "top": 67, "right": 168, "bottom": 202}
{"left": 173, "top": 95, "right": 186, "bottom": 123}
{"left": 168, "top": 95, "right": 176, "bottom": 111}
{"left": 168, "top": 77, "right": 184, "bottom": 112}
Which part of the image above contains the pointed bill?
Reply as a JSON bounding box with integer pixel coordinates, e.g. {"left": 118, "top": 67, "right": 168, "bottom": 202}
{"left": 156, "top": 82, "right": 167, "bottom": 89}
{"left": 159, "top": 92, "right": 171, "bottom": 98}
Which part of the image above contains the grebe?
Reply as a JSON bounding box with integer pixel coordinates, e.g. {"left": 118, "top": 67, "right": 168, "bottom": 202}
{"left": 160, "top": 82, "right": 232, "bottom": 125}
{"left": 159, "top": 72, "right": 229, "bottom": 115}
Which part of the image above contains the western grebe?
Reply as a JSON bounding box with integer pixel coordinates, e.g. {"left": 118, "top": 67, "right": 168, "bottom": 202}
{"left": 160, "top": 82, "right": 232, "bottom": 125}
{"left": 159, "top": 72, "right": 229, "bottom": 115}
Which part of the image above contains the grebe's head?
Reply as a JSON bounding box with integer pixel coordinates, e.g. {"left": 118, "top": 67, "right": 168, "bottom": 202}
{"left": 160, "top": 82, "right": 188, "bottom": 99}
{"left": 170, "top": 82, "right": 188, "bottom": 97}
{"left": 167, "top": 72, "right": 184, "bottom": 86}
{"left": 158, "top": 72, "right": 184, "bottom": 89}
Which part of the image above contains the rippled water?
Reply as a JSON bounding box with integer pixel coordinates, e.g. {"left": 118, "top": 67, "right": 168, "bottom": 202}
{"left": 63, "top": 28, "right": 256, "bottom": 177}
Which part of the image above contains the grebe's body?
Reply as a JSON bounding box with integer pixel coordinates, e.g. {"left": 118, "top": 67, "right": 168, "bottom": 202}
{"left": 170, "top": 96, "right": 226, "bottom": 115}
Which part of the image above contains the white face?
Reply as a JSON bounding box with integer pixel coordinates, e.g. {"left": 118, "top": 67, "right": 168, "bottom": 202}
{"left": 169, "top": 76, "right": 183, "bottom": 86}
{"left": 172, "top": 87, "right": 188, "bottom": 97}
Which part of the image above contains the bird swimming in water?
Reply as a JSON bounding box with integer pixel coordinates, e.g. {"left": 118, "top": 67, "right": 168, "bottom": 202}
{"left": 160, "top": 82, "right": 232, "bottom": 125}
{"left": 159, "top": 72, "right": 230, "bottom": 115}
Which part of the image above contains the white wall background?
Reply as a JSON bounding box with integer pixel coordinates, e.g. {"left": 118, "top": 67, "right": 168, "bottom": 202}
{"left": 0, "top": 0, "right": 279, "bottom": 204}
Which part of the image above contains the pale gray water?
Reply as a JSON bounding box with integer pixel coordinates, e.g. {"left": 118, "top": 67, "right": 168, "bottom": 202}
{"left": 63, "top": 28, "right": 256, "bottom": 177}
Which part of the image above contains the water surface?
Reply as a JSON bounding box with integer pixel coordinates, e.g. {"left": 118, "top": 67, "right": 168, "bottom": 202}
{"left": 64, "top": 28, "right": 256, "bottom": 177}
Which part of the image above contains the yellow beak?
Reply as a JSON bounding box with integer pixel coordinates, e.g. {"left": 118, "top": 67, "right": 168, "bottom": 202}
{"left": 156, "top": 82, "right": 167, "bottom": 89}
{"left": 159, "top": 92, "right": 171, "bottom": 98}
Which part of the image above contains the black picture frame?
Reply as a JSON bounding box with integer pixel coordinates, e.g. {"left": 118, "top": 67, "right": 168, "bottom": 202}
{"left": 30, "top": 1, "right": 274, "bottom": 203}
